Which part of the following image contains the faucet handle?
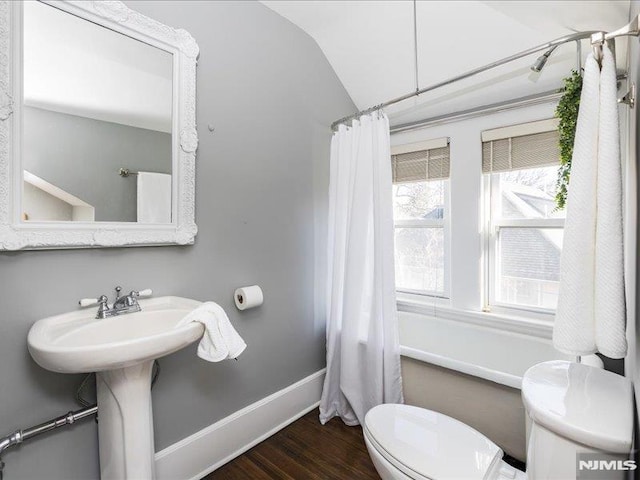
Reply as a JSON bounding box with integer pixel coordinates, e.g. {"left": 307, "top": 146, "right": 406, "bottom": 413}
{"left": 135, "top": 289, "right": 153, "bottom": 298}
{"left": 124, "top": 289, "right": 152, "bottom": 307}
{"left": 79, "top": 298, "right": 100, "bottom": 307}
{"left": 79, "top": 295, "right": 109, "bottom": 308}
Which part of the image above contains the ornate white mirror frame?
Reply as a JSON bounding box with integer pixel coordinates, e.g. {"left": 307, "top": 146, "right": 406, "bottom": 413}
{"left": 0, "top": 0, "right": 199, "bottom": 250}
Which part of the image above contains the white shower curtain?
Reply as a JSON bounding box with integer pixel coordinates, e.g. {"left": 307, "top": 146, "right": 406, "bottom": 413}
{"left": 319, "top": 112, "right": 403, "bottom": 426}
{"left": 554, "top": 44, "right": 628, "bottom": 359}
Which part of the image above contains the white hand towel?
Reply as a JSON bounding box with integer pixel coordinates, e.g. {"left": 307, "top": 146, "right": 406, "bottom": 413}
{"left": 594, "top": 44, "right": 627, "bottom": 358}
{"left": 178, "top": 302, "right": 247, "bottom": 362}
{"left": 137, "top": 172, "right": 172, "bottom": 223}
{"left": 554, "top": 54, "right": 600, "bottom": 356}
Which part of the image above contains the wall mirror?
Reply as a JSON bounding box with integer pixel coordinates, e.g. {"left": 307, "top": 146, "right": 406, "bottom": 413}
{"left": 0, "top": 0, "right": 199, "bottom": 250}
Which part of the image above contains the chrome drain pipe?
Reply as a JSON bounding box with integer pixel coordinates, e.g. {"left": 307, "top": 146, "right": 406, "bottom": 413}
{"left": 0, "top": 405, "right": 97, "bottom": 479}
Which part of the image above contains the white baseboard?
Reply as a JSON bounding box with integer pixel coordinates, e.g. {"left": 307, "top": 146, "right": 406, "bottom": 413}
{"left": 155, "top": 369, "right": 326, "bottom": 480}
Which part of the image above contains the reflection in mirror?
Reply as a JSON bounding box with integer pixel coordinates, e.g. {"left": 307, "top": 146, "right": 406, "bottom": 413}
{"left": 22, "top": 1, "right": 173, "bottom": 223}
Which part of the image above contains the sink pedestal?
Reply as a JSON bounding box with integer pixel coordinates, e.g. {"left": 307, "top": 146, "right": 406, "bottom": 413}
{"left": 96, "top": 361, "right": 156, "bottom": 480}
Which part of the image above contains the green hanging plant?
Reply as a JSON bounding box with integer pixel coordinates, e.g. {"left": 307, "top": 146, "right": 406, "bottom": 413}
{"left": 554, "top": 70, "right": 583, "bottom": 210}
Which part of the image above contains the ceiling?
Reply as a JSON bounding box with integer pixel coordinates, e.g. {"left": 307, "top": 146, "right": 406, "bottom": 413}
{"left": 261, "top": 1, "right": 631, "bottom": 126}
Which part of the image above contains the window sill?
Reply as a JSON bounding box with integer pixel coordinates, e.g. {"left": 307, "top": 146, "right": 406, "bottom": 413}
{"left": 396, "top": 292, "right": 554, "bottom": 339}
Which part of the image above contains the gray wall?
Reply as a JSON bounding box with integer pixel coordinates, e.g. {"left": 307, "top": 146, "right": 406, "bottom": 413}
{"left": 0, "top": 2, "right": 354, "bottom": 478}
{"left": 23, "top": 106, "right": 172, "bottom": 222}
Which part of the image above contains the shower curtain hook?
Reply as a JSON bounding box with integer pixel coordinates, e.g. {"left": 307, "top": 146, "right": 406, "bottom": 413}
{"left": 590, "top": 32, "right": 605, "bottom": 66}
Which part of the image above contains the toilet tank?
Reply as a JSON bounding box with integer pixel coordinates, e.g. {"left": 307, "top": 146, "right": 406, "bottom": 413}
{"left": 521, "top": 361, "right": 633, "bottom": 479}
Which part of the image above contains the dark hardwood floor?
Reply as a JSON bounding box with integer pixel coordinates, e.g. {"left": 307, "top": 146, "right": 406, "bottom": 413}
{"left": 203, "top": 409, "right": 380, "bottom": 479}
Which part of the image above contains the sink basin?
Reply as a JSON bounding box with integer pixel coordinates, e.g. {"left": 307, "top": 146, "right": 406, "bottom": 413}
{"left": 28, "top": 296, "right": 205, "bottom": 373}
{"left": 27, "top": 295, "right": 206, "bottom": 480}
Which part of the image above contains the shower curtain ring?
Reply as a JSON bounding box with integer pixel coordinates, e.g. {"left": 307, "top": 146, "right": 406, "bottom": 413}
{"left": 590, "top": 32, "right": 605, "bottom": 66}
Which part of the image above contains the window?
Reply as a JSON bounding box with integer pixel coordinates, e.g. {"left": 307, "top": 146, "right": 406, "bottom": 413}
{"left": 483, "top": 120, "right": 564, "bottom": 312}
{"left": 392, "top": 138, "right": 450, "bottom": 297}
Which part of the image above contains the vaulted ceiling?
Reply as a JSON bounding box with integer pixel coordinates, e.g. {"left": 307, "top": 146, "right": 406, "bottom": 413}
{"left": 261, "top": 1, "right": 631, "bottom": 126}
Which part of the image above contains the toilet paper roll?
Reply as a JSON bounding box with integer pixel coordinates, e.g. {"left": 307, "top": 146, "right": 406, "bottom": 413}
{"left": 234, "top": 285, "right": 263, "bottom": 311}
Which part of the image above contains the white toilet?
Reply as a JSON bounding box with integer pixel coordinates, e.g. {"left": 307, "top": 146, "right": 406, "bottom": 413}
{"left": 364, "top": 360, "right": 633, "bottom": 480}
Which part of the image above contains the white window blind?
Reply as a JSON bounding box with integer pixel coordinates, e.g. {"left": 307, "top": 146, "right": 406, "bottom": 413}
{"left": 482, "top": 119, "right": 560, "bottom": 174}
{"left": 391, "top": 137, "right": 450, "bottom": 183}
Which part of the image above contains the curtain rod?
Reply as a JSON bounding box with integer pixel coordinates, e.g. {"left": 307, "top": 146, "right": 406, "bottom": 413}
{"left": 389, "top": 71, "right": 630, "bottom": 135}
{"left": 389, "top": 88, "right": 562, "bottom": 134}
{"left": 331, "top": 31, "right": 597, "bottom": 130}
{"left": 333, "top": 14, "right": 640, "bottom": 130}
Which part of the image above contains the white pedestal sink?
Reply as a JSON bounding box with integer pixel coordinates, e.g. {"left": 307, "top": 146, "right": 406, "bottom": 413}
{"left": 27, "top": 296, "right": 205, "bottom": 480}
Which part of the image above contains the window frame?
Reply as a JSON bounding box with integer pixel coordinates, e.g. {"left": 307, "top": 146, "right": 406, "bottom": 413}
{"left": 390, "top": 106, "right": 613, "bottom": 335}
{"left": 394, "top": 180, "right": 451, "bottom": 299}
{"left": 483, "top": 169, "right": 565, "bottom": 316}
{"left": 391, "top": 136, "right": 451, "bottom": 299}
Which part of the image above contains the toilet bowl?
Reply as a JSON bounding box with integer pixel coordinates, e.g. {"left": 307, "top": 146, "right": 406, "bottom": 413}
{"left": 364, "top": 360, "right": 632, "bottom": 480}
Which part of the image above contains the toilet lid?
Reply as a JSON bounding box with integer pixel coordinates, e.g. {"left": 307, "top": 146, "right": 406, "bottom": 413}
{"left": 364, "top": 404, "right": 502, "bottom": 480}
{"left": 522, "top": 361, "right": 633, "bottom": 453}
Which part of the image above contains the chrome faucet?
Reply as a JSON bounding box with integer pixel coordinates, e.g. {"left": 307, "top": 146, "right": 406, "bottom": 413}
{"left": 79, "top": 286, "right": 153, "bottom": 319}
